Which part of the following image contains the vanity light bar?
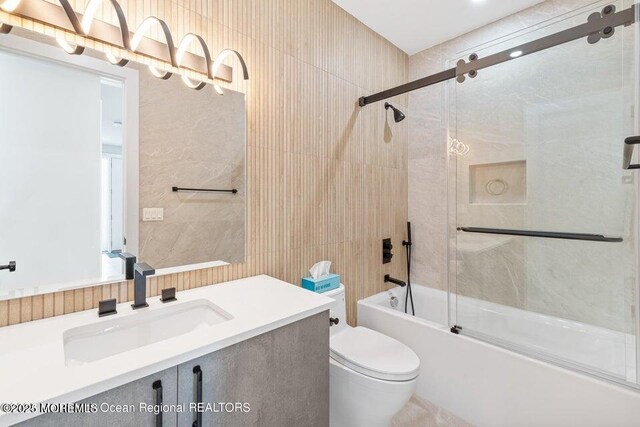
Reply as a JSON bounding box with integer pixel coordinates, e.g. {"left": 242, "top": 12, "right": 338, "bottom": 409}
{"left": 0, "top": 0, "right": 249, "bottom": 92}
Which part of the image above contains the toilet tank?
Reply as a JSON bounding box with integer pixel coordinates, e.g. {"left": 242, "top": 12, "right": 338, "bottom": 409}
{"left": 323, "top": 284, "right": 347, "bottom": 333}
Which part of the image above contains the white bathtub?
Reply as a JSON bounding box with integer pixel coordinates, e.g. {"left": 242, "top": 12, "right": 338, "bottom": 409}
{"left": 358, "top": 285, "right": 640, "bottom": 427}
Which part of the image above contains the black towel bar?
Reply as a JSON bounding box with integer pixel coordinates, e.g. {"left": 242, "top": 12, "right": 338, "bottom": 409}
{"left": 457, "top": 227, "right": 623, "bottom": 243}
{"left": 172, "top": 186, "right": 237, "bottom": 194}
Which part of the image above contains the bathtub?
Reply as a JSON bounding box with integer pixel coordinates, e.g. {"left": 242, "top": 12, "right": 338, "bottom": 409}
{"left": 358, "top": 285, "right": 640, "bottom": 427}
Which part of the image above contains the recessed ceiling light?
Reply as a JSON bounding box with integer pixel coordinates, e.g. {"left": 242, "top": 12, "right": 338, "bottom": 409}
{"left": 510, "top": 50, "right": 523, "bottom": 58}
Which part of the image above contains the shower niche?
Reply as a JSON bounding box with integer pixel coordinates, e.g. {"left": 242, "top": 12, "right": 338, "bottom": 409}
{"left": 469, "top": 160, "right": 526, "bottom": 204}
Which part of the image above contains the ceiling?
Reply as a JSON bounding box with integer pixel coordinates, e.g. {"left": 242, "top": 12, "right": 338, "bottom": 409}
{"left": 332, "top": 0, "right": 546, "bottom": 55}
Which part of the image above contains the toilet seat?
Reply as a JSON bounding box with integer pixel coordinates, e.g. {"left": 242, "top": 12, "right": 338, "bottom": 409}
{"left": 330, "top": 327, "right": 420, "bottom": 381}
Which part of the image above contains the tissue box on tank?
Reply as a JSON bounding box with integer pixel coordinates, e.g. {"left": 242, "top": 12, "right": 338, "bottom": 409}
{"left": 301, "top": 274, "right": 340, "bottom": 293}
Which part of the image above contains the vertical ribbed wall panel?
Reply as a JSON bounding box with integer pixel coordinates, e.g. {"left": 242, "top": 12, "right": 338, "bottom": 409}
{"left": 0, "top": 0, "right": 408, "bottom": 328}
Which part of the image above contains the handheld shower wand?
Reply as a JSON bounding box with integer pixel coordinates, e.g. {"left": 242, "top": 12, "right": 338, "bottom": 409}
{"left": 404, "top": 221, "right": 412, "bottom": 248}
{"left": 402, "top": 222, "right": 415, "bottom": 316}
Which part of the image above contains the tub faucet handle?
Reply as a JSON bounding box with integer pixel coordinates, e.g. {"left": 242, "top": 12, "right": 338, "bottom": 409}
{"left": 384, "top": 274, "right": 407, "bottom": 287}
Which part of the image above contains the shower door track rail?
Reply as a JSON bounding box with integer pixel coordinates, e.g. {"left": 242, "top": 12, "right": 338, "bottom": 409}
{"left": 457, "top": 227, "right": 623, "bottom": 242}
{"left": 358, "top": 3, "right": 638, "bottom": 107}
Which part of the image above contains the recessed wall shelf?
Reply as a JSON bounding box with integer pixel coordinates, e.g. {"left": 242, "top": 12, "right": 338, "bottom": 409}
{"left": 469, "top": 160, "right": 526, "bottom": 204}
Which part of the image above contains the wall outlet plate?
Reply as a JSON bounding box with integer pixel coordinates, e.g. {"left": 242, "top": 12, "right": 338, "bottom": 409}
{"left": 143, "top": 208, "right": 164, "bottom": 222}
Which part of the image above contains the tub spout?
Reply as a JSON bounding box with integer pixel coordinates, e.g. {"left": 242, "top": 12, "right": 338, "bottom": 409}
{"left": 384, "top": 274, "right": 406, "bottom": 287}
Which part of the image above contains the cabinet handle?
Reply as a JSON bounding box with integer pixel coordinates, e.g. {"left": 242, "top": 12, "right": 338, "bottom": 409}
{"left": 192, "top": 366, "right": 203, "bottom": 427}
{"left": 153, "top": 380, "right": 163, "bottom": 427}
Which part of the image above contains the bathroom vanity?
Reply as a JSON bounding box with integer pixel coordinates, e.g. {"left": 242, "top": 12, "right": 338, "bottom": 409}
{"left": 0, "top": 25, "right": 332, "bottom": 427}
{"left": 0, "top": 276, "right": 332, "bottom": 426}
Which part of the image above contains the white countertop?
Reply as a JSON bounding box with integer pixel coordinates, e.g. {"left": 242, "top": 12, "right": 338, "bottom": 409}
{"left": 0, "top": 275, "right": 333, "bottom": 425}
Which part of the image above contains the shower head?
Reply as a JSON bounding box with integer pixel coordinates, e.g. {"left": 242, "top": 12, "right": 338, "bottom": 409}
{"left": 384, "top": 102, "right": 406, "bottom": 123}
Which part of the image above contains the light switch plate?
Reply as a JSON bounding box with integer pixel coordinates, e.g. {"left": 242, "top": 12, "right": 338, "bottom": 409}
{"left": 143, "top": 208, "right": 164, "bottom": 222}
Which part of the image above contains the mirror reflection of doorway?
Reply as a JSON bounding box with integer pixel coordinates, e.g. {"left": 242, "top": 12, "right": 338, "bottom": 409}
{"left": 100, "top": 79, "right": 124, "bottom": 279}
{"left": 101, "top": 156, "right": 123, "bottom": 252}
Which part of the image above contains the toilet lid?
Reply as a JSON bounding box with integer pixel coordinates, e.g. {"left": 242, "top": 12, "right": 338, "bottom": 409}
{"left": 330, "top": 327, "right": 420, "bottom": 381}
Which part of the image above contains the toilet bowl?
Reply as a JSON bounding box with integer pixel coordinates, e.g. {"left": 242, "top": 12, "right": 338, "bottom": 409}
{"left": 324, "top": 284, "right": 419, "bottom": 427}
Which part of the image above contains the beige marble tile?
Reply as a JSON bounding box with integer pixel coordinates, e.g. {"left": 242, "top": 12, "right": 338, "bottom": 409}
{"left": 393, "top": 395, "right": 474, "bottom": 427}
{"left": 138, "top": 69, "right": 247, "bottom": 268}
{"left": 408, "top": 0, "right": 637, "bottom": 333}
{"left": 1, "top": 0, "right": 410, "bottom": 327}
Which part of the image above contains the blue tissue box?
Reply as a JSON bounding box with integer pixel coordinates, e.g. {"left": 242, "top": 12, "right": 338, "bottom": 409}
{"left": 302, "top": 274, "right": 340, "bottom": 293}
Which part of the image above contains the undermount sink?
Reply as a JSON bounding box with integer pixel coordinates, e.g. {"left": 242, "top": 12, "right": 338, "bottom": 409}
{"left": 63, "top": 299, "right": 232, "bottom": 366}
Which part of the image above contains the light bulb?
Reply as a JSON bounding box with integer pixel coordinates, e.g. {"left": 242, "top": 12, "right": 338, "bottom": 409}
{"left": 176, "top": 33, "right": 210, "bottom": 90}
{"left": 0, "top": 0, "right": 21, "bottom": 12}
{"left": 131, "top": 17, "right": 174, "bottom": 80}
{"left": 81, "top": 0, "right": 128, "bottom": 66}
{"left": 210, "top": 49, "right": 249, "bottom": 95}
{"left": 56, "top": 34, "right": 83, "bottom": 55}
{"left": 210, "top": 50, "right": 232, "bottom": 95}
{"left": 80, "top": 0, "right": 101, "bottom": 34}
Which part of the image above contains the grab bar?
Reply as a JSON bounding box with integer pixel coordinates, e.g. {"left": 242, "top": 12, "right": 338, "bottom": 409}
{"left": 457, "top": 227, "right": 623, "bottom": 242}
{"left": 623, "top": 136, "right": 640, "bottom": 170}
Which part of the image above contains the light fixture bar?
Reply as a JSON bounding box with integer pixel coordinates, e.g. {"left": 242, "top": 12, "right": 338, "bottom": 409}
{"left": 3, "top": 0, "right": 234, "bottom": 82}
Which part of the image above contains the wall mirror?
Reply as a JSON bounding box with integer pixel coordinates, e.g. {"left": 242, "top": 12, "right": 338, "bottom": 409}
{"left": 0, "top": 29, "right": 247, "bottom": 299}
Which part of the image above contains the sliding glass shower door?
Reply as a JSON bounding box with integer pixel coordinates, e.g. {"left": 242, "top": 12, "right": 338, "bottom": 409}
{"left": 448, "top": 0, "right": 639, "bottom": 385}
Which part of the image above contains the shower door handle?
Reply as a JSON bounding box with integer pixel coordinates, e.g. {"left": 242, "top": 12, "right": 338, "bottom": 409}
{"left": 623, "top": 136, "right": 640, "bottom": 170}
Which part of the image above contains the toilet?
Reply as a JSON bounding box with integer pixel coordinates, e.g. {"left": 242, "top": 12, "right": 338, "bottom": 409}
{"left": 325, "top": 284, "right": 420, "bottom": 427}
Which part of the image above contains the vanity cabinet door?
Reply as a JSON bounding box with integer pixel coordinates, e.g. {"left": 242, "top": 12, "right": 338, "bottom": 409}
{"left": 17, "top": 367, "right": 178, "bottom": 427}
{"left": 177, "top": 312, "right": 329, "bottom": 427}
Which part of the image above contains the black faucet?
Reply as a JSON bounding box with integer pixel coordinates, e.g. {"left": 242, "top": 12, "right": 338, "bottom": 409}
{"left": 0, "top": 261, "right": 16, "bottom": 272}
{"left": 132, "top": 263, "right": 155, "bottom": 309}
{"left": 384, "top": 274, "right": 407, "bottom": 287}
{"left": 118, "top": 253, "right": 136, "bottom": 280}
